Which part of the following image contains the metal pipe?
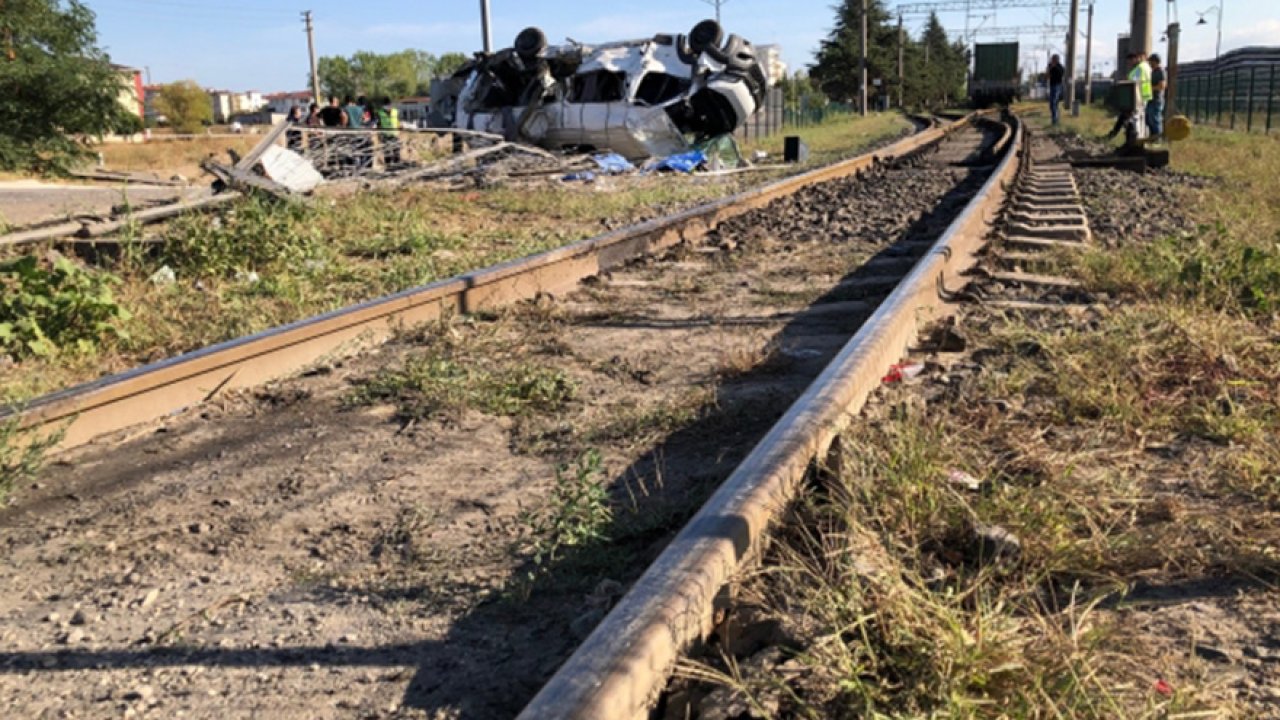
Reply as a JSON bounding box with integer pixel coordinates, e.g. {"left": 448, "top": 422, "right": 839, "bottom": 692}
{"left": 479, "top": 0, "right": 493, "bottom": 53}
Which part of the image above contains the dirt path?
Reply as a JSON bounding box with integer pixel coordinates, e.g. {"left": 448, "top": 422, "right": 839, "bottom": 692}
{"left": 0, "top": 128, "right": 999, "bottom": 719}
{"left": 0, "top": 180, "right": 205, "bottom": 230}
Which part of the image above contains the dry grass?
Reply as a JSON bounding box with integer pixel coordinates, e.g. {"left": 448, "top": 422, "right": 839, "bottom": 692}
{"left": 678, "top": 111, "right": 1280, "bottom": 718}
{"left": 94, "top": 136, "right": 259, "bottom": 179}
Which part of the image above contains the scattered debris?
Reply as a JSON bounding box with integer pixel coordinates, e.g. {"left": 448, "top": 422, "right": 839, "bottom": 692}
{"left": 881, "top": 361, "right": 925, "bottom": 383}
{"left": 148, "top": 266, "right": 176, "bottom": 286}
{"left": 946, "top": 469, "right": 982, "bottom": 491}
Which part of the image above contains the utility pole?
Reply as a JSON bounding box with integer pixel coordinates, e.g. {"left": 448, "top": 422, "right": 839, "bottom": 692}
{"left": 302, "top": 11, "right": 319, "bottom": 102}
{"left": 700, "top": 0, "right": 728, "bottom": 24}
{"left": 1167, "top": 21, "right": 1181, "bottom": 114}
{"left": 1084, "top": 2, "right": 1094, "bottom": 105}
{"left": 1067, "top": 0, "right": 1080, "bottom": 115}
{"left": 861, "top": 0, "right": 869, "bottom": 116}
{"left": 1131, "top": 0, "right": 1152, "bottom": 56}
{"left": 898, "top": 13, "right": 905, "bottom": 109}
{"left": 479, "top": 0, "right": 493, "bottom": 53}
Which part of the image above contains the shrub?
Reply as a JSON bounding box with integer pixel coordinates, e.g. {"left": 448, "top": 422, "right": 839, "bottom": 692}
{"left": 0, "top": 255, "right": 131, "bottom": 358}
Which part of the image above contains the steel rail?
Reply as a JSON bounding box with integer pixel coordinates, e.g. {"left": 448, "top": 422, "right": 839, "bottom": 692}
{"left": 517, "top": 115, "right": 1023, "bottom": 720}
{"left": 6, "top": 117, "right": 972, "bottom": 451}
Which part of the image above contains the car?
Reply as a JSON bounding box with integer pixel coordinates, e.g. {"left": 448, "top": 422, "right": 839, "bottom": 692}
{"left": 429, "top": 20, "right": 769, "bottom": 159}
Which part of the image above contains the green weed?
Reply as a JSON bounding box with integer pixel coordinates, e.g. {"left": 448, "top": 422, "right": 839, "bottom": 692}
{"left": 0, "top": 254, "right": 131, "bottom": 358}
{"left": 0, "top": 415, "right": 62, "bottom": 503}
{"left": 525, "top": 449, "right": 613, "bottom": 572}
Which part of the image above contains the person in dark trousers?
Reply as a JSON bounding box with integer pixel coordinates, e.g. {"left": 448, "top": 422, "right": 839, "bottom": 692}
{"left": 344, "top": 96, "right": 370, "bottom": 171}
{"left": 304, "top": 102, "right": 323, "bottom": 165}
{"left": 317, "top": 97, "right": 346, "bottom": 172}
{"left": 285, "top": 106, "right": 304, "bottom": 152}
{"left": 1047, "top": 54, "right": 1065, "bottom": 125}
{"left": 1147, "top": 53, "right": 1166, "bottom": 140}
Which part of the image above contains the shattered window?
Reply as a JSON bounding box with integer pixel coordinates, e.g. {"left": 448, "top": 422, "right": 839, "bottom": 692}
{"left": 569, "top": 71, "right": 627, "bottom": 103}
{"left": 635, "top": 73, "right": 689, "bottom": 106}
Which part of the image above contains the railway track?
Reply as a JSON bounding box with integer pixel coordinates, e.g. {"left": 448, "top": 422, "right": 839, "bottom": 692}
{"left": 1, "top": 115, "right": 1023, "bottom": 718}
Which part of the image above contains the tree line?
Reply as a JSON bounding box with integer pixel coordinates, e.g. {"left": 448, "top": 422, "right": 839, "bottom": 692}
{"left": 809, "top": 1, "right": 969, "bottom": 110}
{"left": 316, "top": 50, "right": 469, "bottom": 101}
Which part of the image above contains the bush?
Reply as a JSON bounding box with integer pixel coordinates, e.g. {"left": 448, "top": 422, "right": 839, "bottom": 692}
{"left": 0, "top": 255, "right": 131, "bottom": 359}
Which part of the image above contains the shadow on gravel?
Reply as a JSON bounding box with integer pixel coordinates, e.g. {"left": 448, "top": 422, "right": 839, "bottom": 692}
{"left": 0, "top": 136, "right": 1003, "bottom": 719}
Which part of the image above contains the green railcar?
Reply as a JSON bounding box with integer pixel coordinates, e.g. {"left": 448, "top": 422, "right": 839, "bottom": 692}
{"left": 971, "top": 42, "right": 1022, "bottom": 107}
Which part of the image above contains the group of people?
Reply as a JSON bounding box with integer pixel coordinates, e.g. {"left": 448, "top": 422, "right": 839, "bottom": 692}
{"left": 1046, "top": 50, "right": 1167, "bottom": 143}
{"left": 1102, "top": 50, "right": 1167, "bottom": 144}
{"left": 284, "top": 96, "right": 402, "bottom": 172}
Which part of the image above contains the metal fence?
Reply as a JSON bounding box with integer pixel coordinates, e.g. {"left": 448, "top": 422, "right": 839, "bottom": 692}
{"left": 1179, "top": 65, "right": 1280, "bottom": 133}
{"left": 732, "top": 88, "right": 862, "bottom": 142}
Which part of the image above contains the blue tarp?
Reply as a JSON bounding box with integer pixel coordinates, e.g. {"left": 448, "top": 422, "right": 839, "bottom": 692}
{"left": 645, "top": 150, "right": 706, "bottom": 174}
{"left": 591, "top": 153, "right": 635, "bottom": 174}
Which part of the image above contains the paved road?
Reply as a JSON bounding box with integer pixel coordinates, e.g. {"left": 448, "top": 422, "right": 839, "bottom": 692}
{"left": 0, "top": 180, "right": 208, "bottom": 230}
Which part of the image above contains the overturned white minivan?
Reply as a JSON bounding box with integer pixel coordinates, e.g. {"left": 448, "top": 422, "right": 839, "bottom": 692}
{"left": 430, "top": 21, "right": 769, "bottom": 159}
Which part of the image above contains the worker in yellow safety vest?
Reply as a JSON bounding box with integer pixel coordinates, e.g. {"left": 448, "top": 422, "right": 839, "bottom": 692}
{"left": 1129, "top": 51, "right": 1153, "bottom": 105}
{"left": 377, "top": 97, "right": 401, "bottom": 167}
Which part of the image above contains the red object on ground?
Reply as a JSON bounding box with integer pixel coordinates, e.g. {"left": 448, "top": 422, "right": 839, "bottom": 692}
{"left": 1154, "top": 678, "right": 1173, "bottom": 696}
{"left": 881, "top": 362, "right": 925, "bottom": 384}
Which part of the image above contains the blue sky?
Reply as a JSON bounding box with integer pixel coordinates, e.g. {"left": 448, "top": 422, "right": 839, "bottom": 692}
{"left": 85, "top": 0, "right": 1279, "bottom": 92}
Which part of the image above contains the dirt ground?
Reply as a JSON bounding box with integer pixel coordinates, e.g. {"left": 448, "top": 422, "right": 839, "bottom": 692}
{"left": 0, "top": 129, "right": 998, "bottom": 718}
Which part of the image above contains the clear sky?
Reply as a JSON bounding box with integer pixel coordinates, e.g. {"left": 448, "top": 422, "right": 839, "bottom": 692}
{"left": 84, "top": 0, "right": 1279, "bottom": 92}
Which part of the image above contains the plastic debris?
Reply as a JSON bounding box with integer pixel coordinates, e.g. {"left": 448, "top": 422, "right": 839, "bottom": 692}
{"left": 947, "top": 469, "right": 982, "bottom": 491}
{"left": 881, "top": 362, "right": 925, "bottom": 383}
{"left": 235, "top": 270, "right": 261, "bottom": 285}
{"left": 646, "top": 150, "right": 707, "bottom": 174}
{"left": 1153, "top": 678, "right": 1173, "bottom": 696}
{"left": 752, "top": 149, "right": 769, "bottom": 162}
{"left": 591, "top": 153, "right": 635, "bottom": 175}
{"left": 148, "top": 265, "right": 176, "bottom": 286}
{"left": 561, "top": 171, "right": 597, "bottom": 183}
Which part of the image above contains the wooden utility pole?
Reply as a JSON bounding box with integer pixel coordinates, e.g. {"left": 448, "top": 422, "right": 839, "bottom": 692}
{"left": 1067, "top": 0, "right": 1080, "bottom": 115}
{"left": 302, "top": 11, "right": 319, "bottom": 103}
{"left": 1084, "top": 3, "right": 1095, "bottom": 105}
{"left": 861, "top": 0, "right": 869, "bottom": 115}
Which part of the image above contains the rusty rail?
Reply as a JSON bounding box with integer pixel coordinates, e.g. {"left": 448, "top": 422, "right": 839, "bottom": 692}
{"left": 6, "top": 117, "right": 971, "bottom": 451}
{"left": 517, "top": 114, "right": 1023, "bottom": 720}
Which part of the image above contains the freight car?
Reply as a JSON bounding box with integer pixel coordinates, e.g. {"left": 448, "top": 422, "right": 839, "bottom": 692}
{"left": 970, "top": 42, "right": 1022, "bottom": 107}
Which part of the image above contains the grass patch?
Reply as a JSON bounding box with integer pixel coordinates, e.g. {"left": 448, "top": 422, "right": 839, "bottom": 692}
{"left": 94, "top": 136, "right": 259, "bottom": 179}
{"left": 346, "top": 321, "right": 576, "bottom": 424}
{"left": 0, "top": 415, "right": 62, "bottom": 504}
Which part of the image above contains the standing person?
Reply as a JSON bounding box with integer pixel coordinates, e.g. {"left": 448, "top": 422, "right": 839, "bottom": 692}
{"left": 1106, "top": 52, "right": 1148, "bottom": 144}
{"left": 305, "top": 102, "right": 323, "bottom": 165}
{"left": 1147, "top": 53, "right": 1166, "bottom": 140}
{"left": 285, "top": 106, "right": 304, "bottom": 152}
{"left": 376, "top": 96, "right": 401, "bottom": 167}
{"left": 1047, "top": 54, "right": 1065, "bottom": 125}
{"left": 1129, "top": 51, "right": 1152, "bottom": 135}
{"left": 318, "top": 97, "right": 346, "bottom": 172}
{"left": 341, "top": 96, "right": 365, "bottom": 171}
{"left": 319, "top": 96, "right": 345, "bottom": 127}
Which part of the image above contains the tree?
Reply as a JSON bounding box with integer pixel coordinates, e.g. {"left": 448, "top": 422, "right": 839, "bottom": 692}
{"left": 810, "top": 0, "right": 898, "bottom": 107}
{"left": 436, "top": 52, "right": 470, "bottom": 78}
{"left": 0, "top": 0, "right": 135, "bottom": 173}
{"left": 316, "top": 49, "right": 443, "bottom": 101}
{"left": 154, "top": 81, "right": 212, "bottom": 134}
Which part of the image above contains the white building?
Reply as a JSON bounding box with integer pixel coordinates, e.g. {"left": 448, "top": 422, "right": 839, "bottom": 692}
{"left": 757, "top": 45, "right": 787, "bottom": 87}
